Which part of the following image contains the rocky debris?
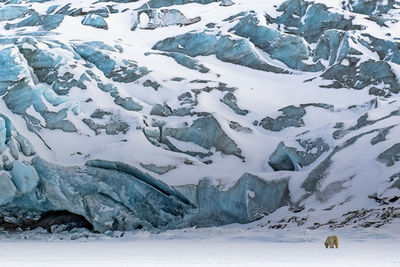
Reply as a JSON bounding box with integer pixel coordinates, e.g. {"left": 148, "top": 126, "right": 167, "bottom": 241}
{"left": 257, "top": 216, "right": 307, "bottom": 229}
{"left": 258, "top": 206, "right": 400, "bottom": 230}
{"left": 309, "top": 207, "right": 400, "bottom": 229}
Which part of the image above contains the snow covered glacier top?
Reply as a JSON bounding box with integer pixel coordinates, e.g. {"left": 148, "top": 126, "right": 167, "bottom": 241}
{"left": 0, "top": 0, "right": 400, "bottom": 232}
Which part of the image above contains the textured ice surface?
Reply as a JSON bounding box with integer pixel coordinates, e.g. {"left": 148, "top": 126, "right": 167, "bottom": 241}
{"left": 0, "top": 0, "right": 400, "bottom": 233}
{"left": 269, "top": 138, "right": 330, "bottom": 171}
{"left": 0, "top": 118, "right": 293, "bottom": 231}
{"left": 0, "top": 6, "right": 29, "bottom": 21}
{"left": 153, "top": 31, "right": 288, "bottom": 73}
{"left": 81, "top": 14, "right": 108, "bottom": 29}
{"left": 131, "top": 8, "right": 200, "bottom": 30}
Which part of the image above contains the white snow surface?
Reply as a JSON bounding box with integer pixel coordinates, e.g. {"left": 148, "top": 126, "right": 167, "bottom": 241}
{"left": 1, "top": 222, "right": 400, "bottom": 267}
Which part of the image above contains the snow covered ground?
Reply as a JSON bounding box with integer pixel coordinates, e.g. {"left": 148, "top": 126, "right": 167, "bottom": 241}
{"left": 1, "top": 222, "right": 400, "bottom": 266}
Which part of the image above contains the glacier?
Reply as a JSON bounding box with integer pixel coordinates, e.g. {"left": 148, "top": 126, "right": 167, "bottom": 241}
{"left": 0, "top": 0, "right": 399, "bottom": 234}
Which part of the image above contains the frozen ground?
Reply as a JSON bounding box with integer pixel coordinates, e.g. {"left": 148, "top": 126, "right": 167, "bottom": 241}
{"left": 0, "top": 223, "right": 400, "bottom": 267}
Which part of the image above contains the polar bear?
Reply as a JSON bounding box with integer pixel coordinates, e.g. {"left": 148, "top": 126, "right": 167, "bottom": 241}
{"left": 324, "top": 235, "right": 339, "bottom": 248}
